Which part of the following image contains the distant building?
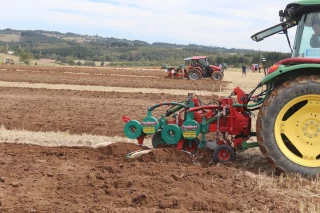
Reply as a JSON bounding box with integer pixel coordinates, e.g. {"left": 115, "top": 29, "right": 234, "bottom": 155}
{"left": 8, "top": 51, "right": 14, "bottom": 55}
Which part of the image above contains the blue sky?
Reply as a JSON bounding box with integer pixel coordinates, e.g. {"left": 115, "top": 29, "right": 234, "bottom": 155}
{"left": 0, "top": 0, "right": 294, "bottom": 52}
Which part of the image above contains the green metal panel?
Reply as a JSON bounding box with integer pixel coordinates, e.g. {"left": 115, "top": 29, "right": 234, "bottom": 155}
{"left": 141, "top": 116, "right": 159, "bottom": 135}
{"left": 124, "top": 120, "right": 142, "bottom": 139}
{"left": 181, "top": 120, "right": 200, "bottom": 139}
{"left": 161, "top": 124, "right": 181, "bottom": 145}
{"left": 260, "top": 64, "right": 320, "bottom": 85}
{"left": 290, "top": 0, "right": 320, "bottom": 5}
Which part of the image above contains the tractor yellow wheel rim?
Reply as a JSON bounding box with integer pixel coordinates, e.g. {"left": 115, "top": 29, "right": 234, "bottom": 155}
{"left": 275, "top": 95, "right": 320, "bottom": 167}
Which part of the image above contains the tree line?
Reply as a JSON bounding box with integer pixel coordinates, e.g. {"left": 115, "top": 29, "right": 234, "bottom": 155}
{"left": 0, "top": 29, "right": 291, "bottom": 67}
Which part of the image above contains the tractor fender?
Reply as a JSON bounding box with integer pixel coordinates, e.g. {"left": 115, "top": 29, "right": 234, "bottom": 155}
{"left": 260, "top": 63, "right": 320, "bottom": 85}
{"left": 187, "top": 66, "right": 202, "bottom": 73}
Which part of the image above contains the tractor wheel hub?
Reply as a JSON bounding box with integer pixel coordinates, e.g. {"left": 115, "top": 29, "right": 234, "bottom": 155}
{"left": 276, "top": 95, "right": 320, "bottom": 167}
{"left": 300, "top": 119, "right": 320, "bottom": 141}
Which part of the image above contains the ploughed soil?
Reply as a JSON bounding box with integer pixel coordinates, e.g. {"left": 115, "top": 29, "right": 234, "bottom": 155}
{"left": 0, "top": 65, "right": 166, "bottom": 76}
{"left": 0, "top": 87, "right": 215, "bottom": 136}
{"left": 0, "top": 142, "right": 309, "bottom": 213}
{"left": 0, "top": 65, "right": 226, "bottom": 136}
{"left": 0, "top": 65, "right": 228, "bottom": 91}
{"left": 0, "top": 65, "right": 318, "bottom": 212}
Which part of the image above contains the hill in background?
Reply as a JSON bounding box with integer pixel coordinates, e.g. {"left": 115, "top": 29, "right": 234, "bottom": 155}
{"left": 0, "top": 28, "right": 291, "bottom": 67}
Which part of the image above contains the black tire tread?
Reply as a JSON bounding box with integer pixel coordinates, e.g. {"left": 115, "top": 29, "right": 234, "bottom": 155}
{"left": 211, "top": 71, "right": 223, "bottom": 81}
{"left": 256, "top": 75, "right": 320, "bottom": 177}
{"left": 213, "top": 144, "right": 236, "bottom": 163}
{"left": 187, "top": 68, "right": 202, "bottom": 80}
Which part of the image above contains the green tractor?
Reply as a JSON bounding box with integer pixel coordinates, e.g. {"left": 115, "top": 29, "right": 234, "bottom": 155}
{"left": 251, "top": 0, "right": 320, "bottom": 176}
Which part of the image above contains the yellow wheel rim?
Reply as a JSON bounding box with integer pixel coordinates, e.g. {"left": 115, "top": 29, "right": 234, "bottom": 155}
{"left": 275, "top": 95, "right": 320, "bottom": 167}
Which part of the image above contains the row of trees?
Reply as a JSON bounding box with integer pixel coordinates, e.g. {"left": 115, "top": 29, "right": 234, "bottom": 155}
{"left": 0, "top": 29, "right": 292, "bottom": 67}
{"left": 0, "top": 41, "right": 291, "bottom": 67}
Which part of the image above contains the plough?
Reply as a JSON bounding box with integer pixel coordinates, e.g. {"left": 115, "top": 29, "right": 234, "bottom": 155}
{"left": 123, "top": 84, "right": 269, "bottom": 162}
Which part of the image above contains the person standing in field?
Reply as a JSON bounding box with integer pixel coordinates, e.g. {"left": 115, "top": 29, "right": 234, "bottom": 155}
{"left": 258, "top": 64, "right": 262, "bottom": 73}
{"left": 241, "top": 64, "right": 247, "bottom": 77}
{"left": 251, "top": 64, "right": 255, "bottom": 73}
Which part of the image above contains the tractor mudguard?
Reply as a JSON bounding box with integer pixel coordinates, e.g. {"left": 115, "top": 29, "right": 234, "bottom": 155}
{"left": 260, "top": 63, "right": 320, "bottom": 85}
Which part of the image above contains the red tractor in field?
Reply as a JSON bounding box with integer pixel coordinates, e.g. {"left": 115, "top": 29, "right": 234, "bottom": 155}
{"left": 185, "top": 56, "right": 224, "bottom": 81}
{"left": 162, "top": 56, "right": 224, "bottom": 80}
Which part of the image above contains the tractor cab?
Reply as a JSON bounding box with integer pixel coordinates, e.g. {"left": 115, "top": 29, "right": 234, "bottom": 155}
{"left": 292, "top": 12, "right": 320, "bottom": 57}
{"left": 251, "top": 1, "right": 320, "bottom": 79}
{"left": 184, "top": 56, "right": 210, "bottom": 70}
{"left": 252, "top": 12, "right": 320, "bottom": 58}
{"left": 196, "top": 56, "right": 210, "bottom": 67}
{"left": 184, "top": 56, "right": 202, "bottom": 66}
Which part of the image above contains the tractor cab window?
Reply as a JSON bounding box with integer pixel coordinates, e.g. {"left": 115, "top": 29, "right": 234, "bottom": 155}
{"left": 293, "top": 12, "right": 320, "bottom": 58}
{"left": 198, "top": 58, "right": 208, "bottom": 66}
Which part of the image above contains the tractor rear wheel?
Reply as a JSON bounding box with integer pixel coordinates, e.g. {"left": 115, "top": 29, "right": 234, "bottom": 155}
{"left": 256, "top": 76, "right": 320, "bottom": 177}
{"left": 187, "top": 68, "right": 202, "bottom": 80}
{"left": 211, "top": 71, "right": 223, "bottom": 81}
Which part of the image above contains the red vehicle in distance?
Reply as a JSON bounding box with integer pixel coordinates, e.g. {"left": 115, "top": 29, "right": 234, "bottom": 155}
{"left": 184, "top": 56, "right": 224, "bottom": 81}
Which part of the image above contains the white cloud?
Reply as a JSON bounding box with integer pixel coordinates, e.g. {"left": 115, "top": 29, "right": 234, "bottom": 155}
{"left": 0, "top": 0, "right": 294, "bottom": 52}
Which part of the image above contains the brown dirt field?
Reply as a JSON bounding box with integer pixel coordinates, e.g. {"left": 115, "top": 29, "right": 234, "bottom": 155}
{"left": 0, "top": 65, "right": 228, "bottom": 91}
{"left": 1, "top": 142, "right": 317, "bottom": 213}
{"left": 0, "top": 64, "right": 165, "bottom": 76}
{"left": 0, "top": 87, "right": 214, "bottom": 137}
{"left": 0, "top": 65, "right": 319, "bottom": 212}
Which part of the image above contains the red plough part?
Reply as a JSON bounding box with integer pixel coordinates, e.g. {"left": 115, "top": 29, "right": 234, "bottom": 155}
{"left": 122, "top": 85, "right": 269, "bottom": 161}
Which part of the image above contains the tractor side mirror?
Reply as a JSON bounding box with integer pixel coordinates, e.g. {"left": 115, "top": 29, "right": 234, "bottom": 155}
{"left": 279, "top": 10, "right": 284, "bottom": 22}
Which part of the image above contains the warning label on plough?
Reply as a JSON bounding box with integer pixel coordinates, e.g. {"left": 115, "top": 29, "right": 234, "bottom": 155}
{"left": 183, "top": 131, "right": 196, "bottom": 138}
{"left": 143, "top": 127, "right": 155, "bottom": 134}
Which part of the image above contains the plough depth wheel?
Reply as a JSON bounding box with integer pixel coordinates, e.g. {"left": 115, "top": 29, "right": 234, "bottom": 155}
{"left": 257, "top": 76, "right": 320, "bottom": 177}
{"left": 213, "top": 144, "right": 236, "bottom": 162}
{"left": 182, "top": 138, "right": 200, "bottom": 153}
